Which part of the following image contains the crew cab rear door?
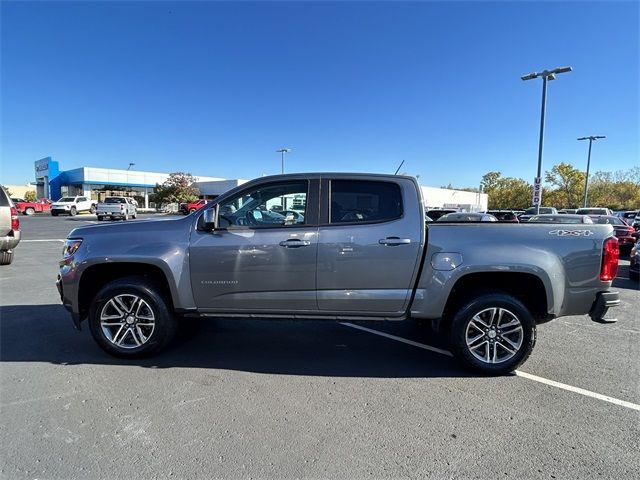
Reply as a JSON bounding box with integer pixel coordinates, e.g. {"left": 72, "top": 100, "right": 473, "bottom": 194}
{"left": 189, "top": 178, "right": 320, "bottom": 312}
{"left": 316, "top": 177, "right": 425, "bottom": 314}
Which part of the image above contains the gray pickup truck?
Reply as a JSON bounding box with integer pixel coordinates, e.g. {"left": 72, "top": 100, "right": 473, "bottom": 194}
{"left": 57, "top": 173, "right": 621, "bottom": 374}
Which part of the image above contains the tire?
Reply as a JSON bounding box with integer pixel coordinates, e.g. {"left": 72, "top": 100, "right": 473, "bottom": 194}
{"left": 0, "top": 250, "right": 14, "bottom": 265}
{"left": 132, "top": 212, "right": 137, "bottom": 219}
{"left": 97, "top": 216, "right": 104, "bottom": 221}
{"left": 88, "top": 276, "right": 177, "bottom": 358}
{"left": 189, "top": 208, "right": 196, "bottom": 214}
{"left": 449, "top": 291, "right": 536, "bottom": 375}
{"left": 123, "top": 212, "right": 129, "bottom": 221}
{"left": 25, "top": 207, "right": 35, "bottom": 216}
{"left": 630, "top": 271, "right": 639, "bottom": 282}
{"left": 89, "top": 205, "right": 96, "bottom": 214}
{"left": 70, "top": 207, "right": 77, "bottom": 216}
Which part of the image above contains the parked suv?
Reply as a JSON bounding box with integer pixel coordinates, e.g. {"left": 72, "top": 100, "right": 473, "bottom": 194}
{"left": 51, "top": 196, "right": 97, "bottom": 216}
{"left": 0, "top": 186, "right": 21, "bottom": 265}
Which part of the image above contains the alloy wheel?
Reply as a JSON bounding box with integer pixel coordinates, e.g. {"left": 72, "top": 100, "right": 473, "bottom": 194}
{"left": 100, "top": 294, "right": 156, "bottom": 349}
{"left": 465, "top": 307, "right": 523, "bottom": 364}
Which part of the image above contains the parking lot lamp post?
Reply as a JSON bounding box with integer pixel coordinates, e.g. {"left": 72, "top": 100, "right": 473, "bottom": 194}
{"left": 277, "top": 148, "right": 291, "bottom": 175}
{"left": 521, "top": 66, "right": 572, "bottom": 214}
{"left": 578, "top": 135, "right": 606, "bottom": 208}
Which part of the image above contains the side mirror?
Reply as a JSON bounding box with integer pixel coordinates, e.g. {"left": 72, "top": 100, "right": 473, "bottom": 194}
{"left": 202, "top": 208, "right": 216, "bottom": 231}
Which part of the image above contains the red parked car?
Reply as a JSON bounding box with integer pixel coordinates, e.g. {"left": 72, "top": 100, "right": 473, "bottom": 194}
{"left": 590, "top": 215, "right": 636, "bottom": 253}
{"left": 179, "top": 199, "right": 211, "bottom": 215}
{"left": 15, "top": 198, "right": 52, "bottom": 216}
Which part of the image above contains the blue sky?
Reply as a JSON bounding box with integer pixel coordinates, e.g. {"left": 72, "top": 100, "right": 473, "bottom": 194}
{"left": 1, "top": 1, "right": 638, "bottom": 188}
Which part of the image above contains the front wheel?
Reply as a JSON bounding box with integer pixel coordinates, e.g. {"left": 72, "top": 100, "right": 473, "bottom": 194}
{"left": 449, "top": 292, "right": 536, "bottom": 375}
{"left": 88, "top": 276, "right": 177, "bottom": 358}
{"left": 69, "top": 207, "right": 77, "bottom": 216}
{"left": 189, "top": 208, "right": 196, "bottom": 214}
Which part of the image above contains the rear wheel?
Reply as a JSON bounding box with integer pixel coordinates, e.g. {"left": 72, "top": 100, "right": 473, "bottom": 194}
{"left": 0, "top": 251, "right": 14, "bottom": 265}
{"left": 51, "top": 211, "right": 59, "bottom": 217}
{"left": 25, "top": 207, "right": 35, "bottom": 216}
{"left": 189, "top": 208, "right": 196, "bottom": 214}
{"left": 123, "top": 212, "right": 129, "bottom": 221}
{"left": 88, "top": 276, "right": 177, "bottom": 358}
{"left": 449, "top": 292, "right": 536, "bottom": 375}
{"left": 69, "top": 207, "right": 77, "bottom": 216}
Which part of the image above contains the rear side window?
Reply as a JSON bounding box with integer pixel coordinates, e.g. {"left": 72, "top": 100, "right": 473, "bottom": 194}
{"left": 0, "top": 187, "right": 9, "bottom": 207}
{"left": 330, "top": 180, "right": 403, "bottom": 224}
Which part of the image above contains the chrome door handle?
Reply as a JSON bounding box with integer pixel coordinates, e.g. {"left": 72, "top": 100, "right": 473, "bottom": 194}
{"left": 379, "top": 237, "right": 411, "bottom": 246}
{"left": 279, "top": 239, "right": 311, "bottom": 248}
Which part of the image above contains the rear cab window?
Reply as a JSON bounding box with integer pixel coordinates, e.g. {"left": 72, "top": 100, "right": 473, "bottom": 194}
{"left": 329, "top": 180, "right": 403, "bottom": 224}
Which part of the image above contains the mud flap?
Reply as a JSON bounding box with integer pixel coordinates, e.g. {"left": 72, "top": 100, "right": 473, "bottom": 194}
{"left": 589, "top": 291, "right": 620, "bottom": 324}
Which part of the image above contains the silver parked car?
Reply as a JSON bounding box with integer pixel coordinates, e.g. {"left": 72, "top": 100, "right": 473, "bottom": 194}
{"left": 0, "top": 186, "right": 21, "bottom": 265}
{"left": 527, "top": 214, "right": 594, "bottom": 224}
{"left": 437, "top": 212, "right": 498, "bottom": 222}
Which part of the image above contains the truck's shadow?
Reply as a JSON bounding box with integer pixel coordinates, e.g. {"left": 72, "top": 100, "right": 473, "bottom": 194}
{"left": 0, "top": 304, "right": 470, "bottom": 378}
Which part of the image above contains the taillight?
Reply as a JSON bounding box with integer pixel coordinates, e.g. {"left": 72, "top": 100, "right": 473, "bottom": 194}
{"left": 10, "top": 207, "right": 19, "bottom": 231}
{"left": 600, "top": 237, "right": 619, "bottom": 282}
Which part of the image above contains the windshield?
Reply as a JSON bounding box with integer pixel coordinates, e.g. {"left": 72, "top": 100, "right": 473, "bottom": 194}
{"left": 594, "top": 216, "right": 624, "bottom": 225}
{"left": 57, "top": 197, "right": 75, "bottom": 202}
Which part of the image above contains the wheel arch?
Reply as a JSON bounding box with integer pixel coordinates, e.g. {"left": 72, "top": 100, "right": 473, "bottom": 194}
{"left": 441, "top": 271, "right": 550, "bottom": 326}
{"left": 78, "top": 262, "right": 176, "bottom": 321}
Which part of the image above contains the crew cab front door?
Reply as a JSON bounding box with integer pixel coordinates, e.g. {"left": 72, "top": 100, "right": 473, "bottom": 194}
{"left": 316, "top": 177, "right": 424, "bottom": 314}
{"left": 189, "top": 179, "right": 320, "bottom": 313}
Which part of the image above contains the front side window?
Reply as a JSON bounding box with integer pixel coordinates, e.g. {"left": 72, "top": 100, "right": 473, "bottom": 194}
{"left": 330, "top": 180, "right": 403, "bottom": 224}
{"left": 217, "top": 181, "right": 308, "bottom": 228}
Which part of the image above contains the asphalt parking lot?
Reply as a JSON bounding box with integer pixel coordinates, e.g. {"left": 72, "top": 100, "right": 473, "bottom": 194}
{"left": 1, "top": 214, "right": 639, "bottom": 479}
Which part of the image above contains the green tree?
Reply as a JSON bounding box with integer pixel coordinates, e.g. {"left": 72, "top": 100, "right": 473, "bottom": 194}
{"left": 1, "top": 185, "right": 12, "bottom": 198}
{"left": 24, "top": 190, "right": 37, "bottom": 202}
{"left": 544, "top": 162, "right": 586, "bottom": 209}
{"left": 480, "top": 172, "right": 532, "bottom": 209}
{"left": 153, "top": 172, "right": 200, "bottom": 204}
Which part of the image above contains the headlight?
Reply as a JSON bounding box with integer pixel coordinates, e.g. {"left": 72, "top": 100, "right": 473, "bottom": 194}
{"left": 62, "top": 239, "right": 83, "bottom": 258}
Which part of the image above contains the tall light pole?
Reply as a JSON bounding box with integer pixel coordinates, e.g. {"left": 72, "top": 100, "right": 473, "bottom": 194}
{"left": 127, "top": 162, "right": 135, "bottom": 170}
{"left": 578, "top": 135, "right": 606, "bottom": 208}
{"left": 521, "top": 66, "right": 572, "bottom": 214}
{"left": 276, "top": 148, "right": 291, "bottom": 174}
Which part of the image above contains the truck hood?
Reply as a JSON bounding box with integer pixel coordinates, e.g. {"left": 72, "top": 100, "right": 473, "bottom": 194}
{"left": 68, "top": 216, "right": 190, "bottom": 239}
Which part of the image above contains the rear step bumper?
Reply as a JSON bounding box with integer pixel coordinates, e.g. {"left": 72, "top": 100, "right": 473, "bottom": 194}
{"left": 589, "top": 291, "right": 620, "bottom": 324}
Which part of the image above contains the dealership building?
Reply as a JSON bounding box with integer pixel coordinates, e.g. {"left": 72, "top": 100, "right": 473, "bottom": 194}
{"left": 33, "top": 157, "right": 231, "bottom": 208}
{"left": 33, "top": 156, "right": 487, "bottom": 211}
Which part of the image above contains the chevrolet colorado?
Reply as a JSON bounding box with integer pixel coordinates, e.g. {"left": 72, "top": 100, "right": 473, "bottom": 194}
{"left": 57, "top": 173, "right": 620, "bottom": 374}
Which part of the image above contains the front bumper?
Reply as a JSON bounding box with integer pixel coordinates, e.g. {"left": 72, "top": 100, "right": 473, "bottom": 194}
{"left": 589, "top": 291, "right": 620, "bottom": 324}
{"left": 56, "top": 273, "right": 81, "bottom": 329}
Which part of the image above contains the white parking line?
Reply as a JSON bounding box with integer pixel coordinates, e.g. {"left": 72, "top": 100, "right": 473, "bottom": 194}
{"left": 21, "top": 239, "right": 65, "bottom": 243}
{"left": 339, "top": 322, "right": 640, "bottom": 412}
